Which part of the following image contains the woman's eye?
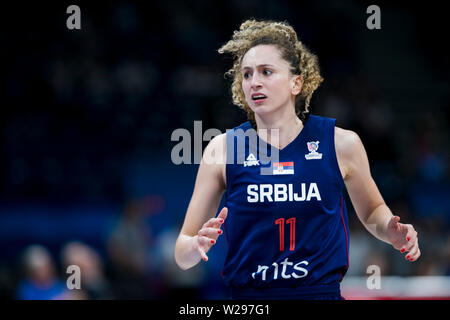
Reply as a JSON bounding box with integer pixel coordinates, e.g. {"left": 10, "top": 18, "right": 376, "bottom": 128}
{"left": 243, "top": 72, "right": 251, "bottom": 79}
{"left": 263, "top": 69, "right": 272, "bottom": 76}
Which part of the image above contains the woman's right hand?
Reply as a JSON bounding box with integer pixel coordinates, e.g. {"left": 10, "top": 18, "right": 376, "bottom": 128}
{"left": 194, "top": 207, "right": 228, "bottom": 262}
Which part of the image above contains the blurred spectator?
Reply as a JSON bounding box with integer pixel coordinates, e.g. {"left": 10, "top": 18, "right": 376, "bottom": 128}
{"left": 414, "top": 255, "right": 444, "bottom": 276}
{"left": 106, "top": 198, "right": 156, "bottom": 298}
{"left": 155, "top": 224, "right": 206, "bottom": 299}
{"left": 347, "top": 230, "right": 372, "bottom": 276}
{"left": 16, "top": 245, "right": 72, "bottom": 300}
{"left": 444, "top": 234, "right": 450, "bottom": 276}
{"left": 0, "top": 263, "right": 15, "bottom": 299}
{"left": 60, "top": 241, "right": 114, "bottom": 299}
{"left": 365, "top": 250, "right": 391, "bottom": 277}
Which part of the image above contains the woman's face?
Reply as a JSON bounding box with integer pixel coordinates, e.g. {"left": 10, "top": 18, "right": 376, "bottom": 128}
{"left": 241, "top": 44, "right": 300, "bottom": 119}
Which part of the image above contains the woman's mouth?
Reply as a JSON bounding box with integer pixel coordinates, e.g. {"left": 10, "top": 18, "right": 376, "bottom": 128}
{"left": 251, "top": 93, "right": 267, "bottom": 104}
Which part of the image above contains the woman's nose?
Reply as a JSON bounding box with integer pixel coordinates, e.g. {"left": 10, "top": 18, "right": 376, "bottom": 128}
{"left": 250, "top": 74, "right": 262, "bottom": 88}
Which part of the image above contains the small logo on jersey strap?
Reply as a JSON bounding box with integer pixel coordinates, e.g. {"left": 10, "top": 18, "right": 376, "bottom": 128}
{"left": 305, "top": 141, "right": 322, "bottom": 160}
{"left": 244, "top": 153, "right": 260, "bottom": 167}
{"left": 272, "top": 162, "right": 294, "bottom": 175}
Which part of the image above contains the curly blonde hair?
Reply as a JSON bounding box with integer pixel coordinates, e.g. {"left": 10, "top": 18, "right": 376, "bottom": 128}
{"left": 218, "top": 19, "right": 323, "bottom": 125}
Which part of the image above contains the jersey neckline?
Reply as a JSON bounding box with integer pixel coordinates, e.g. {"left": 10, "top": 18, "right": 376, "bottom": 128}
{"left": 244, "top": 115, "right": 314, "bottom": 156}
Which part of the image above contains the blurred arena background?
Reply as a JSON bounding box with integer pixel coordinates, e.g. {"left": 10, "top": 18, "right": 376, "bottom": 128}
{"left": 0, "top": 1, "right": 449, "bottom": 300}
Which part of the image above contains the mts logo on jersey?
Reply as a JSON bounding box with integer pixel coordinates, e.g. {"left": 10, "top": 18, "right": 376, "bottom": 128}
{"left": 252, "top": 258, "right": 309, "bottom": 281}
{"left": 247, "top": 183, "right": 321, "bottom": 203}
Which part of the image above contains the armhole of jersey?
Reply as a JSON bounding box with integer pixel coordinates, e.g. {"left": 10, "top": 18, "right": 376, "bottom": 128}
{"left": 329, "top": 119, "right": 346, "bottom": 190}
{"left": 224, "top": 121, "right": 250, "bottom": 201}
{"left": 225, "top": 129, "right": 234, "bottom": 197}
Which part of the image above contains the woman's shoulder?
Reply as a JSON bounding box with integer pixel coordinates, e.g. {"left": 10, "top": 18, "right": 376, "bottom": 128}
{"left": 207, "top": 132, "right": 227, "bottom": 148}
{"left": 334, "top": 126, "right": 367, "bottom": 179}
{"left": 335, "top": 126, "right": 359, "bottom": 143}
{"left": 333, "top": 126, "right": 365, "bottom": 180}
{"left": 202, "top": 133, "right": 227, "bottom": 167}
{"left": 335, "top": 126, "right": 362, "bottom": 157}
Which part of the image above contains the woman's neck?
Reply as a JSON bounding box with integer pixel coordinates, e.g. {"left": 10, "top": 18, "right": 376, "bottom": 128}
{"left": 254, "top": 108, "right": 304, "bottom": 150}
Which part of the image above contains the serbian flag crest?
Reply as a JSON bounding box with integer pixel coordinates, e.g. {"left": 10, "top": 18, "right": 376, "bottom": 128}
{"left": 272, "top": 162, "right": 294, "bottom": 175}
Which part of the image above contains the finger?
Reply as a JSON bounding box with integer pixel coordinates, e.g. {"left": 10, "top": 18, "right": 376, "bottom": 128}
{"left": 406, "top": 241, "right": 420, "bottom": 262}
{"left": 405, "top": 246, "right": 419, "bottom": 261}
{"left": 399, "top": 239, "right": 411, "bottom": 253}
{"left": 404, "top": 240, "right": 418, "bottom": 261}
{"left": 217, "top": 207, "right": 228, "bottom": 222}
{"left": 207, "top": 208, "right": 228, "bottom": 229}
{"left": 405, "top": 228, "right": 418, "bottom": 244}
{"left": 400, "top": 242, "right": 414, "bottom": 253}
{"left": 197, "top": 235, "right": 217, "bottom": 262}
{"left": 400, "top": 229, "right": 418, "bottom": 253}
{"left": 388, "top": 215, "right": 401, "bottom": 229}
{"left": 203, "top": 217, "right": 225, "bottom": 229}
{"left": 404, "top": 239, "right": 416, "bottom": 252}
{"left": 198, "top": 235, "right": 216, "bottom": 248}
{"left": 198, "top": 246, "right": 208, "bottom": 262}
{"left": 409, "top": 246, "right": 421, "bottom": 262}
{"left": 198, "top": 227, "right": 223, "bottom": 239}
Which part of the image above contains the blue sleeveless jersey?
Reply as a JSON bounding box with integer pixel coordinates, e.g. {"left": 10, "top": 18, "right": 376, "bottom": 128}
{"left": 222, "top": 115, "right": 349, "bottom": 299}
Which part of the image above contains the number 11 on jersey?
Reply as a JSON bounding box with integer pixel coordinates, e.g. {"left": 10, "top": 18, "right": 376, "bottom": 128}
{"left": 275, "top": 217, "right": 296, "bottom": 251}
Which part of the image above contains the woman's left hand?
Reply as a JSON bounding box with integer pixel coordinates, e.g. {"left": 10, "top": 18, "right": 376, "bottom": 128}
{"left": 386, "top": 216, "right": 421, "bottom": 262}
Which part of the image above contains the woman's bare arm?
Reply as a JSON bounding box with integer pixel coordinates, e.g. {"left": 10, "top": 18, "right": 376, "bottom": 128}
{"left": 174, "top": 133, "right": 228, "bottom": 270}
{"left": 335, "top": 127, "right": 420, "bottom": 261}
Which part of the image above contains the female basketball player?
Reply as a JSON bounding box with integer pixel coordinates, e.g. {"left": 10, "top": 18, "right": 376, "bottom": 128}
{"left": 174, "top": 19, "right": 420, "bottom": 299}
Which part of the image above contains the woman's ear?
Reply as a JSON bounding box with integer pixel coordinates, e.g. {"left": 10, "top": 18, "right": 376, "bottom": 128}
{"left": 291, "top": 74, "right": 303, "bottom": 95}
